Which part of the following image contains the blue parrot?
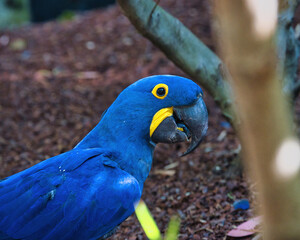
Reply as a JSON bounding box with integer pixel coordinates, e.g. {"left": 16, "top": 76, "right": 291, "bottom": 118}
{"left": 0, "top": 75, "right": 208, "bottom": 240}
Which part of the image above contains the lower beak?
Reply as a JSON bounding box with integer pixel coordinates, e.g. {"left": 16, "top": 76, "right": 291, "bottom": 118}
{"left": 151, "top": 98, "right": 208, "bottom": 155}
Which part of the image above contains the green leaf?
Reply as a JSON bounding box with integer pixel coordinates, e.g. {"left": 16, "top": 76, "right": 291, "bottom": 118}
{"left": 0, "top": 0, "right": 30, "bottom": 29}
{"left": 135, "top": 200, "right": 162, "bottom": 240}
{"left": 57, "top": 10, "right": 76, "bottom": 22}
{"left": 10, "top": 38, "right": 26, "bottom": 51}
{"left": 165, "top": 216, "right": 180, "bottom": 240}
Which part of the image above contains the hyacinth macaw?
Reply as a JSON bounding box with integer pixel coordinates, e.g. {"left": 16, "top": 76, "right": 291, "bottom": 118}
{"left": 0, "top": 75, "right": 208, "bottom": 240}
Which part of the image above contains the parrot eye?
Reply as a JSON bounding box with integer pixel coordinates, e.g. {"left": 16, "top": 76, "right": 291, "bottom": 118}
{"left": 157, "top": 88, "right": 165, "bottom": 96}
{"left": 152, "top": 84, "right": 168, "bottom": 99}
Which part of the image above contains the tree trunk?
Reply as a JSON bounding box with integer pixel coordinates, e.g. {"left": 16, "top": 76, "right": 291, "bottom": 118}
{"left": 215, "top": 1, "right": 300, "bottom": 239}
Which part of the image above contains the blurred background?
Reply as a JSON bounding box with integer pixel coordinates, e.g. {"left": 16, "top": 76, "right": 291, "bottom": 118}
{"left": 0, "top": 0, "right": 115, "bottom": 28}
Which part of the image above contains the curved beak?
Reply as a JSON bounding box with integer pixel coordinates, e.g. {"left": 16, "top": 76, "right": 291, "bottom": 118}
{"left": 151, "top": 97, "right": 208, "bottom": 155}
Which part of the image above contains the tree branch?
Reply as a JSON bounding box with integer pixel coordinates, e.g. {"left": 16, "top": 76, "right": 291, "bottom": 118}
{"left": 291, "top": 79, "right": 300, "bottom": 97}
{"left": 277, "top": 0, "right": 300, "bottom": 98}
{"left": 117, "top": 0, "right": 235, "bottom": 122}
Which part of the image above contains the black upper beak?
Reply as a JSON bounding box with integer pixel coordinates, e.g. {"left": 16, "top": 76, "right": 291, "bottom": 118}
{"left": 151, "top": 97, "right": 208, "bottom": 155}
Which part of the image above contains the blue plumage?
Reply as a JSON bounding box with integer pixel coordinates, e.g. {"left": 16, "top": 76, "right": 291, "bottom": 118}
{"left": 0, "top": 75, "right": 208, "bottom": 239}
{"left": 0, "top": 149, "right": 140, "bottom": 240}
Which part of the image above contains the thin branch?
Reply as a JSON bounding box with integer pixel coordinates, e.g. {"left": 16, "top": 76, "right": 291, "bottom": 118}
{"left": 277, "top": 0, "right": 300, "bottom": 96}
{"left": 117, "top": 0, "right": 235, "bottom": 122}
{"left": 148, "top": 0, "right": 160, "bottom": 25}
{"left": 291, "top": 79, "right": 300, "bottom": 97}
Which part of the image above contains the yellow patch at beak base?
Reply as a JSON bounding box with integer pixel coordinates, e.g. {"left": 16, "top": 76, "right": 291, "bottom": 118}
{"left": 177, "top": 127, "right": 184, "bottom": 132}
{"left": 149, "top": 107, "right": 173, "bottom": 137}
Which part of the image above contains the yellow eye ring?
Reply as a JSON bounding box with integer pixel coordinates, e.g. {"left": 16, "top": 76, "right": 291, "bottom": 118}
{"left": 151, "top": 84, "right": 168, "bottom": 99}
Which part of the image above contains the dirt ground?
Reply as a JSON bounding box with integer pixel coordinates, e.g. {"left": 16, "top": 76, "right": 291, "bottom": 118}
{"left": 1, "top": 1, "right": 289, "bottom": 239}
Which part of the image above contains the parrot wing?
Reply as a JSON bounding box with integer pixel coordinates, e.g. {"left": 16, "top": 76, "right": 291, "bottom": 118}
{"left": 0, "top": 148, "right": 141, "bottom": 240}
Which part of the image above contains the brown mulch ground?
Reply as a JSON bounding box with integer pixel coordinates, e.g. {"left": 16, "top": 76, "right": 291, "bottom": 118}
{"left": 0, "top": 1, "right": 277, "bottom": 239}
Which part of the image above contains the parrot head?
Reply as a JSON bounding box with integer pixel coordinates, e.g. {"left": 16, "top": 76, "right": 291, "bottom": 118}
{"left": 76, "top": 75, "right": 208, "bottom": 183}
{"left": 148, "top": 76, "right": 207, "bottom": 155}
{"left": 123, "top": 75, "right": 208, "bottom": 155}
{"left": 87, "top": 75, "right": 208, "bottom": 155}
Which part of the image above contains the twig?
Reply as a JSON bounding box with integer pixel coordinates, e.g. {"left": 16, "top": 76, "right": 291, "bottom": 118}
{"left": 291, "top": 79, "right": 300, "bottom": 98}
{"left": 148, "top": 0, "right": 160, "bottom": 25}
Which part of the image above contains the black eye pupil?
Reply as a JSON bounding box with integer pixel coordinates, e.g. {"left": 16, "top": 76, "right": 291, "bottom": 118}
{"left": 156, "top": 87, "right": 165, "bottom": 96}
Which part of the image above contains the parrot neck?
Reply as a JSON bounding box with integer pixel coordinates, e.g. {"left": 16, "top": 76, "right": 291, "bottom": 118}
{"left": 75, "top": 102, "right": 156, "bottom": 188}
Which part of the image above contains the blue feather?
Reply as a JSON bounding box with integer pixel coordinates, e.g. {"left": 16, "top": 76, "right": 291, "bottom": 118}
{"left": 0, "top": 149, "right": 141, "bottom": 240}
